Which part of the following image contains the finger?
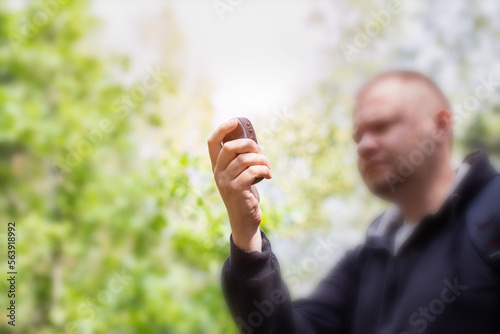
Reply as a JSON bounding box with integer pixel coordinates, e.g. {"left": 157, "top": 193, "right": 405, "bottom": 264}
{"left": 234, "top": 165, "right": 272, "bottom": 187}
{"left": 216, "top": 138, "right": 262, "bottom": 172}
{"left": 207, "top": 118, "right": 238, "bottom": 172}
{"left": 226, "top": 153, "right": 271, "bottom": 180}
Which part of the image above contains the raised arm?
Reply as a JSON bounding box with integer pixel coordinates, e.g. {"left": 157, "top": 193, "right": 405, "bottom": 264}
{"left": 208, "top": 119, "right": 361, "bottom": 333}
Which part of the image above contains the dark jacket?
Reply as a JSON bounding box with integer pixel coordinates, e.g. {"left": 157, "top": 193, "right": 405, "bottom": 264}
{"left": 221, "top": 150, "right": 500, "bottom": 334}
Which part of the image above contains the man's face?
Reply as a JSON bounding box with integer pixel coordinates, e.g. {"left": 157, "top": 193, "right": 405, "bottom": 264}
{"left": 352, "top": 79, "right": 430, "bottom": 199}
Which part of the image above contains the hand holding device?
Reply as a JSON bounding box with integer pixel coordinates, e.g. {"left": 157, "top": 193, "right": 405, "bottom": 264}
{"left": 222, "top": 117, "right": 263, "bottom": 185}
{"left": 207, "top": 117, "right": 272, "bottom": 252}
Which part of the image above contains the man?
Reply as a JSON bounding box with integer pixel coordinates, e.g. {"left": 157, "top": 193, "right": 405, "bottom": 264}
{"left": 207, "top": 70, "right": 500, "bottom": 334}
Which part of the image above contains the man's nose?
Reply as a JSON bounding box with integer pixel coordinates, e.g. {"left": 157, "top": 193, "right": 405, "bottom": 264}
{"left": 357, "top": 133, "right": 379, "bottom": 158}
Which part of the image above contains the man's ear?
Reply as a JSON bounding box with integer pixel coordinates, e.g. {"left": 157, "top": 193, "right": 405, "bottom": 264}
{"left": 431, "top": 109, "right": 453, "bottom": 144}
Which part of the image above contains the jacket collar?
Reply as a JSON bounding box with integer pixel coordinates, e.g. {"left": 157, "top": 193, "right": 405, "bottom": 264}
{"left": 452, "top": 149, "right": 499, "bottom": 207}
{"left": 365, "top": 149, "right": 499, "bottom": 250}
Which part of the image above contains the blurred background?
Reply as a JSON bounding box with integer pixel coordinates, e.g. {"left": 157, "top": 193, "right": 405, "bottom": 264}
{"left": 1, "top": 0, "right": 500, "bottom": 333}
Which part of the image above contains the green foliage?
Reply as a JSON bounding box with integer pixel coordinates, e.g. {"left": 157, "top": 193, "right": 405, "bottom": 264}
{"left": 0, "top": 1, "right": 254, "bottom": 333}
{"left": 463, "top": 103, "right": 500, "bottom": 161}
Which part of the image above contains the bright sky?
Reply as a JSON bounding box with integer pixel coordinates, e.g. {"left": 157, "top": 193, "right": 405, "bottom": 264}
{"left": 90, "top": 0, "right": 329, "bottom": 124}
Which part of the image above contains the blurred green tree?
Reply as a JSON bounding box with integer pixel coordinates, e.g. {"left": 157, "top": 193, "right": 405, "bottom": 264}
{"left": 0, "top": 1, "right": 275, "bottom": 333}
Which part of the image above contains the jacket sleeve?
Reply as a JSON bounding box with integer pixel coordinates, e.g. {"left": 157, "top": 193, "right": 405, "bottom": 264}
{"left": 221, "top": 229, "right": 362, "bottom": 334}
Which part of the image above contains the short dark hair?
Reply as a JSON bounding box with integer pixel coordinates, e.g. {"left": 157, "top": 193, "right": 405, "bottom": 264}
{"left": 355, "top": 70, "right": 450, "bottom": 110}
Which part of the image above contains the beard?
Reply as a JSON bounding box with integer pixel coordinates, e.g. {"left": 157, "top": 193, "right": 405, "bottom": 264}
{"left": 362, "top": 147, "right": 439, "bottom": 201}
{"left": 362, "top": 162, "right": 399, "bottom": 200}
